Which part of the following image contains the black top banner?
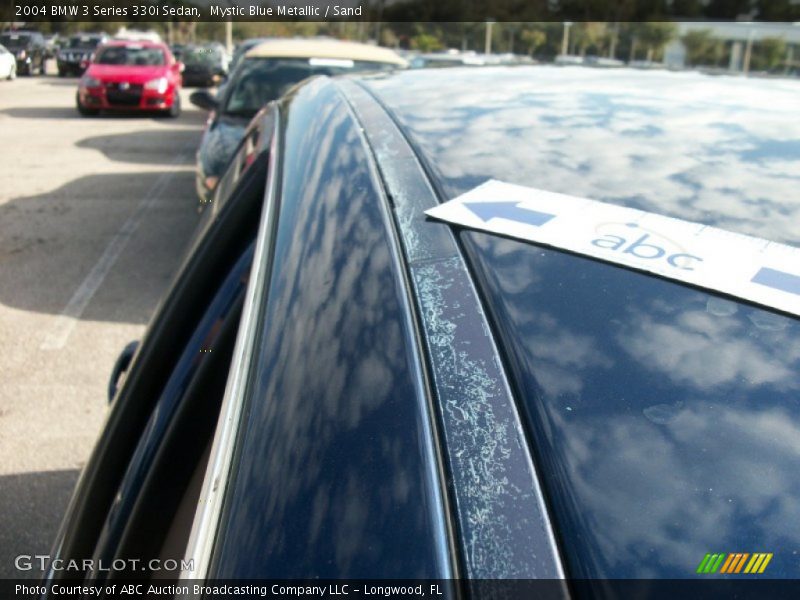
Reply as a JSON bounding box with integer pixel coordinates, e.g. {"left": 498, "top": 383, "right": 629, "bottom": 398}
{"left": 3, "top": 0, "right": 800, "bottom": 23}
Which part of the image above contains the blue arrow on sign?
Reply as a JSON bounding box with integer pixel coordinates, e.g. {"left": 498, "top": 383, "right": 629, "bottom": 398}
{"left": 464, "top": 201, "right": 555, "bottom": 227}
{"left": 751, "top": 267, "right": 800, "bottom": 296}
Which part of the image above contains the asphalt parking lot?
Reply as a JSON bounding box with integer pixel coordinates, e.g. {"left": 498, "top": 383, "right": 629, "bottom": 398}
{"left": 0, "top": 70, "right": 204, "bottom": 577}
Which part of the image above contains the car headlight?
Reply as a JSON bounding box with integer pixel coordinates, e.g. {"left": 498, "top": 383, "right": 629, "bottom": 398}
{"left": 80, "top": 76, "right": 101, "bottom": 88}
{"left": 144, "top": 77, "right": 168, "bottom": 94}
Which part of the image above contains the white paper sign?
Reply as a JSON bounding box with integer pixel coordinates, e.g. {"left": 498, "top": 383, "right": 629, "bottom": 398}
{"left": 425, "top": 180, "right": 800, "bottom": 317}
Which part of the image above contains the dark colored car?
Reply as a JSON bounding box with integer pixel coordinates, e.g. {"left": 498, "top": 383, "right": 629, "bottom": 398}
{"left": 169, "top": 43, "right": 187, "bottom": 62}
{"left": 76, "top": 40, "right": 183, "bottom": 117}
{"left": 228, "top": 36, "right": 271, "bottom": 72}
{"left": 180, "top": 43, "right": 229, "bottom": 87}
{"left": 0, "top": 30, "right": 46, "bottom": 76}
{"left": 57, "top": 33, "right": 107, "bottom": 76}
{"left": 190, "top": 38, "right": 406, "bottom": 209}
{"left": 45, "top": 67, "right": 800, "bottom": 596}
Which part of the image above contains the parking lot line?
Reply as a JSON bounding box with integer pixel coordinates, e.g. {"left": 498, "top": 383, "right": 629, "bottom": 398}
{"left": 40, "top": 154, "right": 190, "bottom": 350}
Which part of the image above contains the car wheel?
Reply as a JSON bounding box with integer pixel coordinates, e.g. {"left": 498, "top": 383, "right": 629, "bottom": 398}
{"left": 76, "top": 93, "right": 99, "bottom": 117}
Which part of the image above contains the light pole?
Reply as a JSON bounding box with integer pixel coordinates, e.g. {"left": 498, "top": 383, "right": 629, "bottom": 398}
{"left": 561, "top": 21, "right": 573, "bottom": 56}
{"left": 225, "top": 20, "right": 233, "bottom": 55}
{"left": 485, "top": 19, "right": 495, "bottom": 55}
{"left": 222, "top": 0, "right": 234, "bottom": 55}
{"left": 608, "top": 22, "right": 618, "bottom": 59}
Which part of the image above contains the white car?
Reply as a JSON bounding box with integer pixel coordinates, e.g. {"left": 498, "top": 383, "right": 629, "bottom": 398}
{"left": 554, "top": 54, "right": 585, "bottom": 65}
{"left": 0, "top": 44, "right": 16, "bottom": 80}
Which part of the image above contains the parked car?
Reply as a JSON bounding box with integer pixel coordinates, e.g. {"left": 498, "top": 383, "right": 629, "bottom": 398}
{"left": 180, "top": 43, "right": 229, "bottom": 87}
{"left": 46, "top": 67, "right": 800, "bottom": 595}
{"left": 408, "top": 50, "right": 533, "bottom": 68}
{"left": 169, "top": 43, "right": 186, "bottom": 61}
{"left": 554, "top": 54, "right": 585, "bottom": 65}
{"left": 76, "top": 40, "right": 183, "bottom": 117}
{"left": 584, "top": 55, "right": 625, "bottom": 67}
{"left": 0, "top": 44, "right": 16, "bottom": 80}
{"left": 189, "top": 38, "right": 406, "bottom": 208}
{"left": 228, "top": 36, "right": 271, "bottom": 72}
{"left": 409, "top": 50, "right": 488, "bottom": 68}
{"left": 212, "top": 37, "right": 273, "bottom": 101}
{"left": 57, "top": 33, "right": 108, "bottom": 77}
{"left": 0, "top": 30, "right": 46, "bottom": 76}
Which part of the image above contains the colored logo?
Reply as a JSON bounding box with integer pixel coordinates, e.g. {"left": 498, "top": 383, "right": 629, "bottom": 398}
{"left": 696, "top": 552, "right": 773, "bottom": 574}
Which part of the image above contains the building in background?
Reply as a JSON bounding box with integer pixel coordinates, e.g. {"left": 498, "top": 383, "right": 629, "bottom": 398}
{"left": 676, "top": 22, "right": 800, "bottom": 73}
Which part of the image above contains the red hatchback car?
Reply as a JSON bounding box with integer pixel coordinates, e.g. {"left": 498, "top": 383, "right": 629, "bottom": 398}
{"left": 76, "top": 40, "right": 182, "bottom": 117}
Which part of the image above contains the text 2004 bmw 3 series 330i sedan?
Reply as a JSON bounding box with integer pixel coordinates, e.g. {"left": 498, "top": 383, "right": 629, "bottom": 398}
{"left": 43, "top": 67, "right": 800, "bottom": 599}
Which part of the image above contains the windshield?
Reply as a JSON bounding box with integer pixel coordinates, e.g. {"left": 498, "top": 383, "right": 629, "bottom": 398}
{"left": 223, "top": 56, "right": 394, "bottom": 118}
{"left": 95, "top": 45, "right": 165, "bottom": 66}
{"left": 184, "top": 46, "right": 223, "bottom": 66}
{"left": 230, "top": 39, "right": 264, "bottom": 70}
{"left": 68, "top": 36, "right": 102, "bottom": 50}
{"left": 0, "top": 34, "right": 31, "bottom": 50}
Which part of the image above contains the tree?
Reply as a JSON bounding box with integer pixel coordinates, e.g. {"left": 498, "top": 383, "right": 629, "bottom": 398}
{"left": 572, "top": 22, "right": 609, "bottom": 56}
{"left": 520, "top": 27, "right": 547, "bottom": 57}
{"left": 380, "top": 28, "right": 399, "bottom": 49}
{"left": 634, "top": 22, "right": 677, "bottom": 61}
{"left": 682, "top": 29, "right": 725, "bottom": 66}
{"left": 410, "top": 27, "right": 444, "bottom": 52}
{"left": 751, "top": 37, "right": 787, "bottom": 71}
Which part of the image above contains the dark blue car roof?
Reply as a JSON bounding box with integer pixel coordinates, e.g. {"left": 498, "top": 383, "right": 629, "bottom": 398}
{"left": 362, "top": 67, "right": 800, "bottom": 579}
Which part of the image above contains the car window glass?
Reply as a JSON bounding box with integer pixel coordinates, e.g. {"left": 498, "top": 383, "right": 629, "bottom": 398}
{"left": 184, "top": 47, "right": 223, "bottom": 65}
{"left": 223, "top": 57, "right": 392, "bottom": 118}
{"left": 96, "top": 46, "right": 165, "bottom": 66}
{"left": 69, "top": 36, "right": 102, "bottom": 49}
{"left": 1, "top": 34, "right": 30, "bottom": 49}
{"left": 90, "top": 245, "right": 252, "bottom": 582}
